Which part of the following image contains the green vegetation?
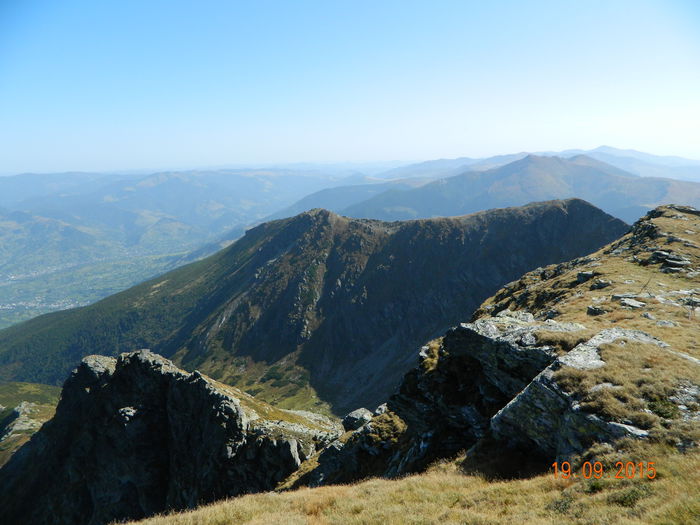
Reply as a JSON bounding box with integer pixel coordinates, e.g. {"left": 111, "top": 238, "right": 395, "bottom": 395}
{"left": 0, "top": 381, "right": 61, "bottom": 409}
{"left": 0, "top": 253, "right": 184, "bottom": 329}
{"left": 0, "top": 381, "right": 61, "bottom": 465}
{"left": 0, "top": 169, "right": 348, "bottom": 329}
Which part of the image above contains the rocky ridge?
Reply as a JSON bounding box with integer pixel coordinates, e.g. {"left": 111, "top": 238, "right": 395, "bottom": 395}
{"left": 286, "top": 205, "right": 700, "bottom": 486}
{"left": 0, "top": 350, "right": 340, "bottom": 525}
{"left": 0, "top": 205, "right": 697, "bottom": 525}
{"left": 0, "top": 198, "right": 628, "bottom": 415}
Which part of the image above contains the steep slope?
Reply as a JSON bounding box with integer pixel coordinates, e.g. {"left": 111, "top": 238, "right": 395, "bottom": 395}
{"left": 0, "top": 169, "right": 357, "bottom": 327}
{"left": 0, "top": 351, "right": 340, "bottom": 525}
{"left": 0, "top": 199, "right": 627, "bottom": 414}
{"left": 342, "top": 155, "right": 700, "bottom": 224}
{"left": 4, "top": 204, "right": 695, "bottom": 525}
{"left": 291, "top": 204, "right": 699, "bottom": 487}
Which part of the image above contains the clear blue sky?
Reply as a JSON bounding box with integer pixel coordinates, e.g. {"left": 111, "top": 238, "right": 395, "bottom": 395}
{"left": 1, "top": 0, "right": 699, "bottom": 173}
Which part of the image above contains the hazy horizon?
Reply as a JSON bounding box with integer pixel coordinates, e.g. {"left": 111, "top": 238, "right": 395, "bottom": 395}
{"left": 2, "top": 144, "right": 700, "bottom": 178}
{"left": 2, "top": 1, "right": 699, "bottom": 173}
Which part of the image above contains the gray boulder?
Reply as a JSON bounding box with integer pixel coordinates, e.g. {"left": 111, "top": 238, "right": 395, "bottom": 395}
{"left": 490, "top": 329, "right": 668, "bottom": 459}
{"left": 342, "top": 408, "right": 373, "bottom": 431}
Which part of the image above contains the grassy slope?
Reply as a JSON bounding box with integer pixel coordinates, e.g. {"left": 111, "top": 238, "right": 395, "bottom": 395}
{"left": 0, "top": 381, "right": 61, "bottom": 466}
{"left": 474, "top": 206, "right": 700, "bottom": 446}
{"left": 127, "top": 444, "right": 699, "bottom": 525}
{"left": 125, "top": 205, "right": 700, "bottom": 525}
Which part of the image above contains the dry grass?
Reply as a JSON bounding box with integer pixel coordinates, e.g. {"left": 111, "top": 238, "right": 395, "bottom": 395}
{"left": 534, "top": 329, "right": 597, "bottom": 354}
{"left": 554, "top": 341, "right": 700, "bottom": 434}
{"left": 365, "top": 411, "right": 408, "bottom": 445}
{"left": 123, "top": 207, "right": 700, "bottom": 525}
{"left": 124, "top": 444, "right": 699, "bottom": 525}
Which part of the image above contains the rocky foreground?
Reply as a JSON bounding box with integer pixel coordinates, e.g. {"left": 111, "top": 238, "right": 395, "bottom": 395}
{"left": 0, "top": 204, "right": 698, "bottom": 525}
{"left": 0, "top": 351, "right": 340, "bottom": 525}
{"left": 288, "top": 205, "right": 699, "bottom": 486}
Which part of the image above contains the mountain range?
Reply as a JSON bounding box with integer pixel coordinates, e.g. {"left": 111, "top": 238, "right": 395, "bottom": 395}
{"left": 0, "top": 199, "right": 627, "bottom": 414}
{"left": 1, "top": 202, "right": 697, "bottom": 525}
{"left": 0, "top": 169, "right": 362, "bottom": 327}
{"left": 276, "top": 155, "right": 700, "bottom": 224}
{"left": 372, "top": 145, "right": 700, "bottom": 182}
{"left": 2, "top": 146, "right": 699, "bottom": 330}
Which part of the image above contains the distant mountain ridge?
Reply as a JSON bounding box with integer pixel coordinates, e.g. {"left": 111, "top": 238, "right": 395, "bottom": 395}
{"left": 339, "top": 155, "right": 700, "bottom": 223}
{"left": 371, "top": 145, "right": 700, "bottom": 182}
{"left": 0, "top": 199, "right": 628, "bottom": 414}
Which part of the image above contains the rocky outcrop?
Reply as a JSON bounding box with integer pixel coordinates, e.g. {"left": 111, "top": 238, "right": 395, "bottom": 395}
{"left": 342, "top": 408, "right": 373, "bottom": 431}
{"left": 290, "top": 312, "right": 585, "bottom": 486}
{"left": 286, "top": 205, "right": 700, "bottom": 487}
{"left": 291, "top": 302, "right": 697, "bottom": 486}
{"left": 0, "top": 350, "right": 340, "bottom": 525}
{"left": 490, "top": 329, "right": 669, "bottom": 459}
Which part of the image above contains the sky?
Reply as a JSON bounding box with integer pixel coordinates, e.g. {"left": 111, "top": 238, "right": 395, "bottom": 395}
{"left": 1, "top": 0, "right": 699, "bottom": 173}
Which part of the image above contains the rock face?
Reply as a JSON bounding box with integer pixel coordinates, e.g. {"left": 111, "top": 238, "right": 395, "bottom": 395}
{"left": 342, "top": 408, "right": 373, "bottom": 431}
{"left": 490, "top": 328, "right": 669, "bottom": 458}
{"left": 290, "top": 312, "right": 575, "bottom": 486}
{"left": 0, "top": 350, "right": 340, "bottom": 525}
{"left": 292, "top": 312, "right": 695, "bottom": 487}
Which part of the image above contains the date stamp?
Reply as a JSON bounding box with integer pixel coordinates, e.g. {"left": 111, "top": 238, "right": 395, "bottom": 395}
{"left": 551, "top": 461, "right": 656, "bottom": 480}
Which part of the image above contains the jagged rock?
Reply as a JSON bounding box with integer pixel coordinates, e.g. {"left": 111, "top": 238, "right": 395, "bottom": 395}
{"left": 374, "top": 403, "right": 388, "bottom": 415}
{"left": 0, "top": 402, "right": 42, "bottom": 441}
{"left": 662, "top": 266, "right": 684, "bottom": 273}
{"left": 664, "top": 257, "right": 692, "bottom": 268}
{"left": 0, "top": 350, "right": 340, "bottom": 525}
{"left": 291, "top": 313, "right": 588, "bottom": 486}
{"left": 342, "top": 408, "right": 373, "bottom": 431}
{"left": 577, "top": 271, "right": 597, "bottom": 283}
{"left": 491, "top": 329, "right": 668, "bottom": 459}
{"left": 543, "top": 308, "right": 560, "bottom": 319}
